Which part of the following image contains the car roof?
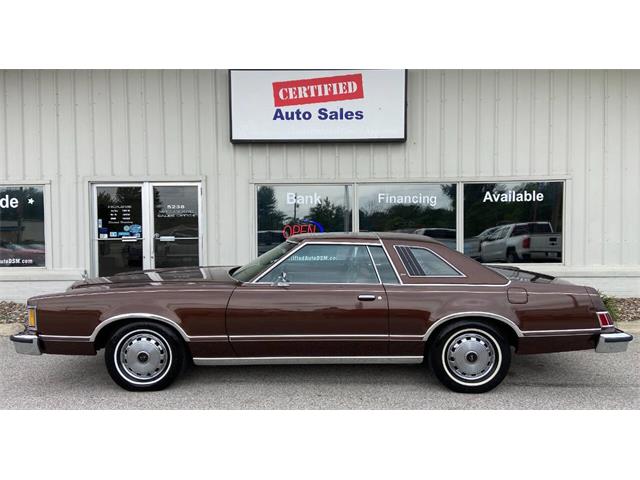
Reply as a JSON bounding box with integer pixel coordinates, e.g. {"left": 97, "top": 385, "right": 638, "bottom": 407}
{"left": 286, "top": 231, "right": 444, "bottom": 245}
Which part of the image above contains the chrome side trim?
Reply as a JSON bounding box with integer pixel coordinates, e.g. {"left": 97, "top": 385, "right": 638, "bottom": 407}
{"left": 521, "top": 328, "right": 602, "bottom": 337}
{"left": 382, "top": 289, "right": 504, "bottom": 294}
{"left": 377, "top": 238, "right": 403, "bottom": 283}
{"left": 390, "top": 334, "right": 425, "bottom": 341}
{"left": 527, "top": 292, "right": 591, "bottom": 296}
{"left": 366, "top": 246, "right": 383, "bottom": 284}
{"left": 384, "top": 281, "right": 511, "bottom": 288}
{"left": 251, "top": 282, "right": 383, "bottom": 286}
{"left": 192, "top": 356, "right": 424, "bottom": 366}
{"left": 39, "top": 334, "right": 91, "bottom": 342}
{"left": 43, "top": 331, "right": 227, "bottom": 344}
{"left": 89, "top": 313, "right": 191, "bottom": 342}
{"left": 237, "top": 288, "right": 386, "bottom": 292}
{"left": 422, "top": 311, "right": 524, "bottom": 341}
{"left": 229, "top": 334, "right": 388, "bottom": 341}
{"left": 34, "top": 288, "right": 235, "bottom": 300}
{"left": 188, "top": 335, "right": 229, "bottom": 342}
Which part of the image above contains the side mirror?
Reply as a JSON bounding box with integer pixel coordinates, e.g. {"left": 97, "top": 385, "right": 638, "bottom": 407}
{"left": 272, "top": 271, "right": 290, "bottom": 287}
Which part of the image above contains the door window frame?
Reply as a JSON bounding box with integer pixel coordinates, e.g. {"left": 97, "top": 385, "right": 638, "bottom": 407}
{"left": 252, "top": 241, "right": 384, "bottom": 285}
{"left": 90, "top": 181, "right": 203, "bottom": 276}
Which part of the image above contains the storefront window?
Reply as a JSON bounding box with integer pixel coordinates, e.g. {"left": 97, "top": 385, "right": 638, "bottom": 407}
{"left": 0, "top": 185, "right": 46, "bottom": 267}
{"left": 358, "top": 183, "right": 457, "bottom": 250}
{"left": 257, "top": 184, "right": 353, "bottom": 254}
{"left": 463, "top": 181, "right": 563, "bottom": 263}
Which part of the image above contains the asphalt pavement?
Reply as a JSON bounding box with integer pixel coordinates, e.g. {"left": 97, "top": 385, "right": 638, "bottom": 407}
{"left": 1, "top": 327, "right": 638, "bottom": 409}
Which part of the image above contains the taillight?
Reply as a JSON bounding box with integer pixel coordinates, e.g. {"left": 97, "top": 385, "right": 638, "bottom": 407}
{"left": 522, "top": 236, "right": 531, "bottom": 249}
{"left": 596, "top": 311, "right": 614, "bottom": 328}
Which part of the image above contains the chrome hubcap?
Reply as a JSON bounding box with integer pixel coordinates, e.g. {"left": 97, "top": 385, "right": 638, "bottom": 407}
{"left": 445, "top": 330, "right": 497, "bottom": 382}
{"left": 118, "top": 331, "right": 169, "bottom": 382}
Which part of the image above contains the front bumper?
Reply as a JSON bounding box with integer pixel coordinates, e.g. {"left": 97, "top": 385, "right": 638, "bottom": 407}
{"left": 596, "top": 329, "right": 633, "bottom": 353}
{"left": 10, "top": 332, "right": 42, "bottom": 355}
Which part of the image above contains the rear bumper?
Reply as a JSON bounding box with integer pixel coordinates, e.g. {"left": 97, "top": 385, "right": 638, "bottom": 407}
{"left": 596, "top": 329, "right": 633, "bottom": 353}
{"left": 10, "top": 332, "right": 42, "bottom": 355}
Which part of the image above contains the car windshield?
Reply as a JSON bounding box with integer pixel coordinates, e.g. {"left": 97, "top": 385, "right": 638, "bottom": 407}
{"left": 231, "top": 241, "right": 298, "bottom": 282}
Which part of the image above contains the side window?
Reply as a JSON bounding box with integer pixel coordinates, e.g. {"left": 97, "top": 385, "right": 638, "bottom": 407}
{"left": 395, "top": 246, "right": 462, "bottom": 277}
{"left": 260, "top": 244, "right": 379, "bottom": 284}
{"left": 368, "top": 246, "right": 400, "bottom": 284}
{"left": 493, "top": 227, "right": 508, "bottom": 240}
{"left": 511, "top": 224, "right": 528, "bottom": 236}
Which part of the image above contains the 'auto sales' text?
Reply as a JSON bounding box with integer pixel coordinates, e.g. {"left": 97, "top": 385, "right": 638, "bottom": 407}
{"left": 273, "top": 107, "right": 364, "bottom": 121}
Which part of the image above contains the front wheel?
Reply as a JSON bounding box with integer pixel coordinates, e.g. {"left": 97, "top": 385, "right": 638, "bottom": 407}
{"left": 428, "top": 322, "right": 511, "bottom": 393}
{"left": 105, "top": 322, "right": 186, "bottom": 391}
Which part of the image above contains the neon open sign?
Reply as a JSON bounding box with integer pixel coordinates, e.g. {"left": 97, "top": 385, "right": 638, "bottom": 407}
{"left": 282, "top": 219, "right": 325, "bottom": 239}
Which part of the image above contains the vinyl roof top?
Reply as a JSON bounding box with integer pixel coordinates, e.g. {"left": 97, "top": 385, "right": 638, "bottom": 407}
{"left": 287, "top": 232, "right": 443, "bottom": 244}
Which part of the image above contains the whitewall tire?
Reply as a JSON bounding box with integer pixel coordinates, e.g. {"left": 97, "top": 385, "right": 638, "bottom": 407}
{"left": 105, "top": 322, "right": 186, "bottom": 391}
{"left": 428, "top": 321, "right": 511, "bottom": 393}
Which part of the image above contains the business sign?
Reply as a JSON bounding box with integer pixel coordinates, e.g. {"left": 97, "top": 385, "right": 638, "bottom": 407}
{"left": 230, "top": 70, "right": 407, "bottom": 142}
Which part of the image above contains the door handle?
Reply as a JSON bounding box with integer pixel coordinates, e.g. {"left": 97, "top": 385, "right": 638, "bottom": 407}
{"left": 358, "top": 294, "right": 377, "bottom": 302}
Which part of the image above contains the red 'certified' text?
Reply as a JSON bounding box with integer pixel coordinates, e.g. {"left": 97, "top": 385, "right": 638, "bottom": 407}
{"left": 272, "top": 73, "right": 364, "bottom": 107}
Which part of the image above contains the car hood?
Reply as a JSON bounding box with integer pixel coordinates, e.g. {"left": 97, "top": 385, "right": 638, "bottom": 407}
{"left": 68, "top": 266, "right": 241, "bottom": 290}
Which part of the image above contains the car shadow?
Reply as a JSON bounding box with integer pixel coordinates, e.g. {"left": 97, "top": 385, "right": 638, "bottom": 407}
{"left": 8, "top": 346, "right": 634, "bottom": 405}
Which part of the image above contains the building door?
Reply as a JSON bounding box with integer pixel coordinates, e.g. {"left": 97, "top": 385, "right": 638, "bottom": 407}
{"left": 92, "top": 182, "right": 202, "bottom": 276}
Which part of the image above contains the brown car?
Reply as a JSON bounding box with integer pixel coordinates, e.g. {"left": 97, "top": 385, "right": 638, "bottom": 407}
{"left": 10, "top": 232, "right": 633, "bottom": 393}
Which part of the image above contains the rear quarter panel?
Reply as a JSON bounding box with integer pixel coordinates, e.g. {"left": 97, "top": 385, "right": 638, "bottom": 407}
{"left": 382, "top": 238, "right": 602, "bottom": 355}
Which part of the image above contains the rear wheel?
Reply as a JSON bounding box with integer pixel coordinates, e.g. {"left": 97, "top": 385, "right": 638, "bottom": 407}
{"left": 105, "top": 322, "right": 186, "bottom": 391}
{"left": 506, "top": 248, "right": 520, "bottom": 263}
{"left": 428, "top": 321, "right": 511, "bottom": 393}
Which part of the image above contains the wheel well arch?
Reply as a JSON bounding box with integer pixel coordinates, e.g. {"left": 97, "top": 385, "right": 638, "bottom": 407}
{"left": 92, "top": 315, "right": 189, "bottom": 351}
{"left": 424, "top": 314, "right": 521, "bottom": 350}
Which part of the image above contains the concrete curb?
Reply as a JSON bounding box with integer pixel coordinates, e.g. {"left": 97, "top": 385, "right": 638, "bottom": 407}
{"left": 0, "top": 323, "right": 24, "bottom": 337}
{"left": 616, "top": 321, "right": 640, "bottom": 334}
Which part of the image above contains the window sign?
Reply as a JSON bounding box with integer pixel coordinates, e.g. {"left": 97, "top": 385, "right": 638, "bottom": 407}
{"left": 257, "top": 185, "right": 353, "bottom": 254}
{"left": 463, "top": 181, "right": 564, "bottom": 263}
{"left": 358, "top": 183, "right": 457, "bottom": 249}
{"left": 0, "top": 185, "right": 46, "bottom": 267}
{"left": 96, "top": 186, "right": 143, "bottom": 239}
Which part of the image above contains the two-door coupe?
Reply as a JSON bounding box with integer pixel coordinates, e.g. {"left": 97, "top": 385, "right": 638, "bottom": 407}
{"left": 10, "top": 232, "right": 633, "bottom": 393}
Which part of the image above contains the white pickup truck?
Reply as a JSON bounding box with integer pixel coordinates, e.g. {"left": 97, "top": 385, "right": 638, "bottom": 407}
{"left": 479, "top": 221, "right": 562, "bottom": 263}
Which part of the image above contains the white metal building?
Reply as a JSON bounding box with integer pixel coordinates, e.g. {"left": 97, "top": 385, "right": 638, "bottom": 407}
{"left": 1, "top": 69, "right": 639, "bottom": 301}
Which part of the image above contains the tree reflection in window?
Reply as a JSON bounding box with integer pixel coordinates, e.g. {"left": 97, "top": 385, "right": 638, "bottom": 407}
{"left": 257, "top": 185, "right": 353, "bottom": 255}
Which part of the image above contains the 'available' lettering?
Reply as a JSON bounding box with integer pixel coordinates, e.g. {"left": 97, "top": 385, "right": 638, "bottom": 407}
{"left": 483, "top": 190, "right": 544, "bottom": 202}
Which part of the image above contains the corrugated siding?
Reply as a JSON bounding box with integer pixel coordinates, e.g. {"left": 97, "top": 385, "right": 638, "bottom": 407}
{"left": 0, "top": 70, "right": 639, "bottom": 272}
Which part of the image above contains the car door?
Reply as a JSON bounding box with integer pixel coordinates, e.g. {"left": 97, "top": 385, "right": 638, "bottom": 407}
{"left": 226, "top": 242, "right": 389, "bottom": 358}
